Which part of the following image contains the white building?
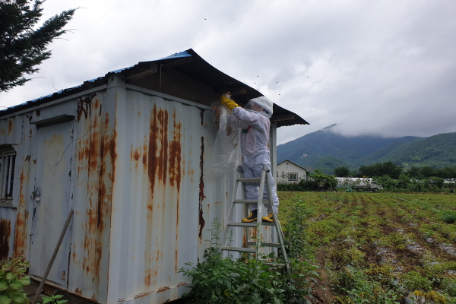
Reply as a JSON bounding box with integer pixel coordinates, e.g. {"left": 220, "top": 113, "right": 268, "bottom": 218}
{"left": 276, "top": 160, "right": 309, "bottom": 184}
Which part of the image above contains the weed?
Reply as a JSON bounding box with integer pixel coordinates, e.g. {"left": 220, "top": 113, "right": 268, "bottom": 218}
{"left": 0, "top": 255, "right": 30, "bottom": 304}
{"left": 333, "top": 267, "right": 400, "bottom": 303}
{"left": 179, "top": 219, "right": 286, "bottom": 303}
{"left": 42, "top": 294, "right": 68, "bottom": 304}
{"left": 180, "top": 202, "right": 320, "bottom": 303}
{"left": 401, "top": 271, "right": 433, "bottom": 292}
{"left": 409, "top": 290, "right": 447, "bottom": 303}
{"left": 441, "top": 211, "right": 456, "bottom": 224}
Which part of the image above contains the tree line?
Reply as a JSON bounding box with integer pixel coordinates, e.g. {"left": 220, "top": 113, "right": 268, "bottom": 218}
{"left": 277, "top": 162, "right": 456, "bottom": 192}
{"left": 334, "top": 162, "right": 456, "bottom": 179}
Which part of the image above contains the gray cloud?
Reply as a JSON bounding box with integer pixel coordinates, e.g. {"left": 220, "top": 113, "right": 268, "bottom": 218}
{"left": 1, "top": 0, "right": 455, "bottom": 144}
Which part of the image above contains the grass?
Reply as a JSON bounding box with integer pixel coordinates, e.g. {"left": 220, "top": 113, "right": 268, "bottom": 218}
{"left": 278, "top": 191, "right": 456, "bottom": 303}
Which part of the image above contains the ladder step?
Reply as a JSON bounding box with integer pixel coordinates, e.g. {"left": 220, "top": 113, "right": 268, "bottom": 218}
{"left": 261, "top": 261, "right": 286, "bottom": 268}
{"left": 237, "top": 177, "right": 262, "bottom": 183}
{"left": 227, "top": 222, "right": 275, "bottom": 227}
{"left": 233, "top": 199, "right": 270, "bottom": 205}
{"left": 221, "top": 246, "right": 256, "bottom": 253}
{"left": 247, "top": 242, "right": 281, "bottom": 248}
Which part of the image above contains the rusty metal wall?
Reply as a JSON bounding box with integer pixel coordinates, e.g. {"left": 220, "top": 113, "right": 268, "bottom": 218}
{"left": 0, "top": 112, "right": 33, "bottom": 261}
{"left": 105, "top": 79, "right": 239, "bottom": 303}
{"left": 0, "top": 75, "right": 278, "bottom": 304}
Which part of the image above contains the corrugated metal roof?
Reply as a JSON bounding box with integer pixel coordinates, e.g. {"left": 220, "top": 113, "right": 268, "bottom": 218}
{"left": 0, "top": 49, "right": 308, "bottom": 127}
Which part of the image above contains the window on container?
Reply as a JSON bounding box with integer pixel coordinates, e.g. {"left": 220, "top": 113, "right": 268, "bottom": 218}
{"left": 0, "top": 145, "right": 16, "bottom": 201}
{"left": 288, "top": 172, "right": 298, "bottom": 181}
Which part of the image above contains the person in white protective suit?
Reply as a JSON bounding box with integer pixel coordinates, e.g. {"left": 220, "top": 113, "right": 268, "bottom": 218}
{"left": 220, "top": 93, "right": 279, "bottom": 223}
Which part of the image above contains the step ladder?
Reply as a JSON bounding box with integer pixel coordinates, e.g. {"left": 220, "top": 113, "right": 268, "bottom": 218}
{"left": 221, "top": 165, "right": 289, "bottom": 272}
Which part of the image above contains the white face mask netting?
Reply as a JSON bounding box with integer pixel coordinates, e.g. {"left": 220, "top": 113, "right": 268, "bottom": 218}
{"left": 244, "top": 96, "right": 273, "bottom": 118}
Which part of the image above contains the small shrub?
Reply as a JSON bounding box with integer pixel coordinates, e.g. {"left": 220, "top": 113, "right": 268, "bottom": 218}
{"left": 333, "top": 267, "right": 399, "bottom": 304}
{"left": 42, "top": 294, "right": 68, "bottom": 304}
{"left": 401, "top": 271, "right": 432, "bottom": 292}
{"left": 441, "top": 211, "right": 456, "bottom": 224}
{"left": 180, "top": 205, "right": 319, "bottom": 304}
{"left": 441, "top": 278, "right": 456, "bottom": 297}
{"left": 179, "top": 220, "right": 286, "bottom": 303}
{"left": 0, "top": 256, "right": 30, "bottom": 304}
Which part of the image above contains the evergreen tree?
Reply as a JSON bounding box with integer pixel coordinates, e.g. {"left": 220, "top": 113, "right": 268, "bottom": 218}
{"left": 0, "top": 0, "right": 76, "bottom": 92}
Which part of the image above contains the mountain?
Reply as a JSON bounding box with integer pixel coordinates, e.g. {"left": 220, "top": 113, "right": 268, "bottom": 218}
{"left": 277, "top": 125, "right": 456, "bottom": 174}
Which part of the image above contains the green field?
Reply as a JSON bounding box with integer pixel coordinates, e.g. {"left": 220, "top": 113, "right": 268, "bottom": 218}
{"left": 278, "top": 191, "right": 456, "bottom": 303}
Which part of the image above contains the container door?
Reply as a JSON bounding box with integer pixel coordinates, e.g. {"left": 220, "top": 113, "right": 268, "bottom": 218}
{"left": 29, "top": 120, "right": 73, "bottom": 287}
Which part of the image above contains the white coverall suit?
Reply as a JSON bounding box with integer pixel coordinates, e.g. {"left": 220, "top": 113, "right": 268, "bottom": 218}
{"left": 231, "top": 107, "right": 280, "bottom": 215}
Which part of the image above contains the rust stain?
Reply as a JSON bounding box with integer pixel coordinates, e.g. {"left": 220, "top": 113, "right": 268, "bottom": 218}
{"left": 169, "top": 110, "right": 181, "bottom": 190}
{"left": 0, "top": 128, "right": 4, "bottom": 136}
{"left": 0, "top": 219, "right": 11, "bottom": 260}
{"left": 75, "top": 288, "right": 82, "bottom": 294}
{"left": 198, "top": 136, "right": 206, "bottom": 239}
{"left": 133, "top": 149, "right": 140, "bottom": 161}
{"left": 81, "top": 97, "right": 116, "bottom": 289}
{"left": 61, "top": 271, "right": 66, "bottom": 281}
{"left": 14, "top": 169, "right": 28, "bottom": 255}
{"left": 8, "top": 119, "right": 13, "bottom": 135}
{"left": 199, "top": 108, "right": 205, "bottom": 126}
{"left": 24, "top": 155, "right": 30, "bottom": 161}
{"left": 142, "top": 144, "right": 147, "bottom": 165}
{"left": 157, "top": 287, "right": 170, "bottom": 293}
{"left": 77, "top": 97, "right": 91, "bottom": 121}
{"left": 148, "top": 105, "right": 169, "bottom": 197}
{"left": 199, "top": 137, "right": 206, "bottom": 203}
{"left": 144, "top": 269, "right": 151, "bottom": 286}
{"left": 198, "top": 203, "right": 205, "bottom": 240}
{"left": 35, "top": 109, "right": 41, "bottom": 117}
{"left": 175, "top": 249, "right": 178, "bottom": 273}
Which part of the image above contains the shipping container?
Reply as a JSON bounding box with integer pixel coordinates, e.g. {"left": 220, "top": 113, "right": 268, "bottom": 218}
{"left": 0, "top": 49, "right": 308, "bottom": 303}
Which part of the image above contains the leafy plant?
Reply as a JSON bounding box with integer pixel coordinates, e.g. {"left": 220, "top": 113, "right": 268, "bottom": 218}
{"left": 180, "top": 209, "right": 319, "bottom": 304}
{"left": 441, "top": 211, "right": 456, "bottom": 224}
{"left": 42, "top": 294, "right": 68, "bottom": 304}
{"left": 0, "top": 256, "right": 30, "bottom": 304}
{"left": 179, "top": 219, "right": 286, "bottom": 303}
{"left": 401, "top": 271, "right": 433, "bottom": 292}
{"left": 333, "top": 267, "right": 400, "bottom": 304}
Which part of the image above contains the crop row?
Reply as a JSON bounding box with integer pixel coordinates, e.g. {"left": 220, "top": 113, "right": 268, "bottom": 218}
{"left": 278, "top": 192, "right": 456, "bottom": 303}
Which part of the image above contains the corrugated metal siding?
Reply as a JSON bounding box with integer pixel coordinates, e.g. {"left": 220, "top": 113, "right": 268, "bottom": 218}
{"left": 0, "top": 113, "right": 33, "bottom": 261}
{"left": 69, "top": 92, "right": 114, "bottom": 302}
{"left": 106, "top": 87, "right": 237, "bottom": 303}
{"left": 1, "top": 77, "right": 278, "bottom": 303}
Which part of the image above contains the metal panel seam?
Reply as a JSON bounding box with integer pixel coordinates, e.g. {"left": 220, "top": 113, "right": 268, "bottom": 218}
{"left": 125, "top": 85, "right": 212, "bottom": 111}
{"left": 0, "top": 85, "right": 109, "bottom": 120}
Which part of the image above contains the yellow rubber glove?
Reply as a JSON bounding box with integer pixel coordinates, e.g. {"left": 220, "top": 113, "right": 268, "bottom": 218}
{"left": 220, "top": 94, "right": 240, "bottom": 111}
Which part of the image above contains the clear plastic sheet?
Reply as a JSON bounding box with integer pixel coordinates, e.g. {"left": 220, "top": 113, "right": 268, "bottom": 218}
{"left": 210, "top": 102, "right": 240, "bottom": 176}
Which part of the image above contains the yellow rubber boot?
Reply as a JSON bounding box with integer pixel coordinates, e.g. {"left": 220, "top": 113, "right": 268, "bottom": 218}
{"left": 262, "top": 213, "right": 274, "bottom": 223}
{"left": 242, "top": 210, "right": 258, "bottom": 223}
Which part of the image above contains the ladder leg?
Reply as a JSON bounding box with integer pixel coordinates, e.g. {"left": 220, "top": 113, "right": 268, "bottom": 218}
{"left": 264, "top": 164, "right": 290, "bottom": 273}
{"left": 221, "top": 167, "right": 241, "bottom": 249}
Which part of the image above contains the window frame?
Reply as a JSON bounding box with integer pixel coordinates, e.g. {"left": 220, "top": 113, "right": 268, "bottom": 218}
{"left": 288, "top": 172, "right": 298, "bottom": 181}
{"left": 0, "top": 146, "right": 16, "bottom": 203}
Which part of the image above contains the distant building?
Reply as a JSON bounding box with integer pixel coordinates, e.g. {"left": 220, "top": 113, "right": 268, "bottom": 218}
{"left": 277, "top": 160, "right": 309, "bottom": 184}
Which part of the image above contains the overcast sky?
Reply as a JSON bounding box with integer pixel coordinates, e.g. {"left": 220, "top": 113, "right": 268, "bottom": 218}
{"left": 1, "top": 0, "right": 455, "bottom": 144}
